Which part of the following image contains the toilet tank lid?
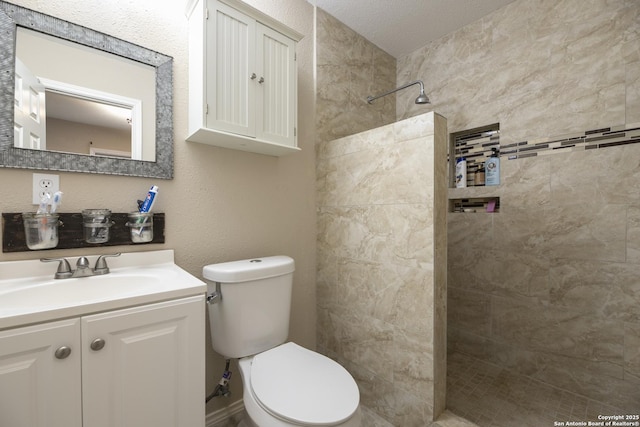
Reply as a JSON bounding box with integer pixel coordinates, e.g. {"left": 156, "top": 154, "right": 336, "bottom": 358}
{"left": 203, "top": 256, "right": 294, "bottom": 283}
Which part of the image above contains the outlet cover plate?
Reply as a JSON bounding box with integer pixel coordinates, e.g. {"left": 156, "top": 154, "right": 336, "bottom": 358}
{"left": 32, "top": 173, "right": 60, "bottom": 205}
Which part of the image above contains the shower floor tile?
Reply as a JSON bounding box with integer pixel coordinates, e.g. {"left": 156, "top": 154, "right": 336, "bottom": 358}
{"left": 446, "top": 351, "right": 626, "bottom": 427}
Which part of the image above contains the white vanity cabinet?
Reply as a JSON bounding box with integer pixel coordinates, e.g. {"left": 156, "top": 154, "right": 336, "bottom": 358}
{"left": 0, "top": 318, "right": 82, "bottom": 427}
{"left": 0, "top": 295, "right": 204, "bottom": 427}
{"left": 186, "top": 0, "right": 303, "bottom": 156}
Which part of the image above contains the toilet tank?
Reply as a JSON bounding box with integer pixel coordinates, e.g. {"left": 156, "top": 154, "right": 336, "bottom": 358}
{"left": 203, "top": 256, "right": 295, "bottom": 359}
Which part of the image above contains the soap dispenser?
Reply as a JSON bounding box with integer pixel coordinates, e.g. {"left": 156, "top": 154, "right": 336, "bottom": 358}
{"left": 485, "top": 148, "right": 500, "bottom": 186}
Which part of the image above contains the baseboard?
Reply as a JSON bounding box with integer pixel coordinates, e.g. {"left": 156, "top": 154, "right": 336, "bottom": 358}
{"left": 205, "top": 400, "right": 245, "bottom": 427}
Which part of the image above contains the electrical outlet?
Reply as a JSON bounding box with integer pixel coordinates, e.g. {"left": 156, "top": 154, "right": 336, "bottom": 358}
{"left": 32, "top": 173, "right": 60, "bottom": 205}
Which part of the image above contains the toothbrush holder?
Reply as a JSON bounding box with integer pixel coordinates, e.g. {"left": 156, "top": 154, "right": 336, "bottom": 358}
{"left": 82, "top": 209, "right": 114, "bottom": 244}
{"left": 22, "top": 212, "right": 61, "bottom": 250}
{"left": 126, "top": 212, "right": 153, "bottom": 243}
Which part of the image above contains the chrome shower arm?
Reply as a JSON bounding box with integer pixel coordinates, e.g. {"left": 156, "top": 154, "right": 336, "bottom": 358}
{"left": 366, "top": 80, "right": 428, "bottom": 104}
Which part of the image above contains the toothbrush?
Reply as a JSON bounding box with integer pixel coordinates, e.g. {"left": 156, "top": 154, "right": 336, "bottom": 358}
{"left": 36, "top": 193, "right": 50, "bottom": 214}
{"left": 50, "top": 191, "right": 63, "bottom": 214}
{"left": 35, "top": 193, "right": 51, "bottom": 244}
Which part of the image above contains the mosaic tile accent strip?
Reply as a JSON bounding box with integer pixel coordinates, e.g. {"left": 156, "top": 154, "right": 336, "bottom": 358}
{"left": 453, "top": 123, "right": 640, "bottom": 187}
{"left": 503, "top": 123, "right": 640, "bottom": 160}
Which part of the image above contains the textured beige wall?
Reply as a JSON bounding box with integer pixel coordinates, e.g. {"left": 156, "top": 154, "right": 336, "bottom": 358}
{"left": 317, "top": 112, "right": 448, "bottom": 425}
{"left": 47, "top": 118, "right": 131, "bottom": 155}
{"left": 0, "top": 0, "right": 316, "bottom": 416}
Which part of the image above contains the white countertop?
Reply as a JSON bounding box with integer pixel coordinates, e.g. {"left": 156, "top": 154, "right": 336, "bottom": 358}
{"left": 0, "top": 250, "right": 207, "bottom": 330}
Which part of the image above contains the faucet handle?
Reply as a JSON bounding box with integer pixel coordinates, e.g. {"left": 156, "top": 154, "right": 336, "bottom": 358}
{"left": 94, "top": 253, "right": 121, "bottom": 275}
{"left": 76, "top": 256, "right": 90, "bottom": 269}
{"left": 40, "top": 257, "right": 73, "bottom": 279}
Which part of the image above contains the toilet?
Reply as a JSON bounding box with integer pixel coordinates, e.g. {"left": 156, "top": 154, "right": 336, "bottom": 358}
{"left": 203, "top": 256, "right": 361, "bottom": 427}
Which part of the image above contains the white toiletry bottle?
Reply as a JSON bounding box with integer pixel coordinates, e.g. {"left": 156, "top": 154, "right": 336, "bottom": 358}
{"left": 455, "top": 157, "right": 467, "bottom": 188}
{"left": 485, "top": 148, "right": 500, "bottom": 186}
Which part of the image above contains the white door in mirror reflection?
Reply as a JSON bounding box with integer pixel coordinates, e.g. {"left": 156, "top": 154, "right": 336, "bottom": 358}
{"left": 14, "top": 58, "right": 46, "bottom": 150}
{"left": 39, "top": 79, "right": 140, "bottom": 160}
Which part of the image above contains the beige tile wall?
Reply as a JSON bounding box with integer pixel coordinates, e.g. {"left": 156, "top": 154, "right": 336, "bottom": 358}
{"left": 315, "top": 8, "right": 396, "bottom": 143}
{"left": 317, "top": 113, "right": 448, "bottom": 425}
{"left": 448, "top": 142, "right": 640, "bottom": 412}
{"left": 392, "top": 0, "right": 640, "bottom": 414}
{"left": 397, "top": 0, "right": 640, "bottom": 142}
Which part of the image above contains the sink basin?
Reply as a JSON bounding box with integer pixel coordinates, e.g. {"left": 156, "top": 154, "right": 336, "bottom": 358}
{"left": 0, "top": 269, "right": 173, "bottom": 309}
{"left": 0, "top": 250, "right": 206, "bottom": 330}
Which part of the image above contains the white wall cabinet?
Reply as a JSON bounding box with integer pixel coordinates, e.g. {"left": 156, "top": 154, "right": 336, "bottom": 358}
{"left": 186, "top": 0, "right": 303, "bottom": 156}
{"left": 0, "top": 295, "right": 204, "bottom": 427}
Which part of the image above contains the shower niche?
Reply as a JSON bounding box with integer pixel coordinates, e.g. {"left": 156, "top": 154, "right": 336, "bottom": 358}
{"left": 449, "top": 196, "right": 500, "bottom": 213}
{"left": 448, "top": 124, "right": 501, "bottom": 213}
{"left": 449, "top": 123, "right": 500, "bottom": 189}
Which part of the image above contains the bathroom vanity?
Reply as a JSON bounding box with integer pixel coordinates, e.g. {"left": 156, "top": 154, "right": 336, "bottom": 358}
{"left": 0, "top": 250, "right": 206, "bottom": 427}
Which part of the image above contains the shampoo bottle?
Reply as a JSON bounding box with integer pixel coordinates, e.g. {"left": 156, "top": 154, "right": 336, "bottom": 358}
{"left": 455, "top": 157, "right": 467, "bottom": 188}
{"left": 485, "top": 148, "right": 500, "bottom": 186}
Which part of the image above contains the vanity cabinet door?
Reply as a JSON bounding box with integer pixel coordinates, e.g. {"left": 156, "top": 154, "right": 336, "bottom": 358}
{"left": 0, "top": 318, "right": 82, "bottom": 427}
{"left": 80, "top": 295, "right": 205, "bottom": 427}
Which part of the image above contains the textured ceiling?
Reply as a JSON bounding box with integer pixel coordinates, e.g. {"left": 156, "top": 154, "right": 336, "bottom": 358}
{"left": 306, "top": 0, "right": 517, "bottom": 58}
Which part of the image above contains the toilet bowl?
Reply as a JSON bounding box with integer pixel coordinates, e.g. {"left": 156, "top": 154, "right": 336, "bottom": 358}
{"left": 203, "top": 256, "right": 361, "bottom": 427}
{"left": 238, "top": 342, "right": 361, "bottom": 427}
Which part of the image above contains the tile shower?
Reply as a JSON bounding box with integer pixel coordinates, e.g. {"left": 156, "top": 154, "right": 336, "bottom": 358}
{"left": 448, "top": 122, "right": 640, "bottom": 417}
{"left": 315, "top": 0, "right": 640, "bottom": 424}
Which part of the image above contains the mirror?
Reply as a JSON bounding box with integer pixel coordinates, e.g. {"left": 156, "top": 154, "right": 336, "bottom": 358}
{"left": 15, "top": 27, "right": 155, "bottom": 161}
{"left": 0, "top": 1, "right": 173, "bottom": 179}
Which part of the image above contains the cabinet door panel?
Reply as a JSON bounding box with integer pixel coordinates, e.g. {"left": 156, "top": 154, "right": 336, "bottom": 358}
{"left": 81, "top": 295, "right": 205, "bottom": 427}
{"left": 256, "top": 23, "right": 296, "bottom": 147}
{"left": 208, "top": 0, "right": 256, "bottom": 137}
{"left": 0, "top": 318, "right": 81, "bottom": 427}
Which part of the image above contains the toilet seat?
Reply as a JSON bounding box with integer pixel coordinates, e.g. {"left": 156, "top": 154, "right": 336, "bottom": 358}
{"left": 250, "top": 342, "right": 360, "bottom": 426}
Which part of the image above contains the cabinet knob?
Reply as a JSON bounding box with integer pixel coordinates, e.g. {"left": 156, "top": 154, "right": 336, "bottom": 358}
{"left": 54, "top": 346, "right": 72, "bottom": 359}
{"left": 90, "top": 338, "right": 106, "bottom": 351}
{"left": 250, "top": 73, "right": 257, "bottom": 80}
{"left": 258, "top": 77, "right": 264, "bottom": 84}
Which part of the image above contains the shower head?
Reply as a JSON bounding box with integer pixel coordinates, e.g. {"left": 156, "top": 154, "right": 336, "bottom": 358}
{"left": 415, "top": 86, "right": 430, "bottom": 104}
{"left": 367, "top": 80, "right": 430, "bottom": 105}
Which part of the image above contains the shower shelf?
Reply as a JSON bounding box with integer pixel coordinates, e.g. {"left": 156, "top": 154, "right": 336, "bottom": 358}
{"left": 448, "top": 188, "right": 500, "bottom": 213}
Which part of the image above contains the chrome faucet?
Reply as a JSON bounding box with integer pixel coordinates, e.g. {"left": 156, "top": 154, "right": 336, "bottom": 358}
{"left": 41, "top": 253, "right": 121, "bottom": 279}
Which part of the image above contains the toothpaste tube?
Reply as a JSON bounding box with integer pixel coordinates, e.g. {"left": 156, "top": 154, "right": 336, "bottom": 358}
{"left": 139, "top": 185, "right": 158, "bottom": 213}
